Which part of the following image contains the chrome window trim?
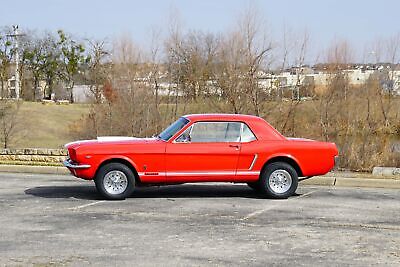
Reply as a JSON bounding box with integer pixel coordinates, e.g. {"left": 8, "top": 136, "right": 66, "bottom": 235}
{"left": 240, "top": 122, "right": 244, "bottom": 142}
{"left": 172, "top": 121, "right": 258, "bottom": 144}
{"left": 240, "top": 122, "right": 257, "bottom": 143}
{"left": 161, "top": 117, "right": 191, "bottom": 142}
{"left": 174, "top": 121, "right": 242, "bottom": 143}
{"left": 172, "top": 125, "right": 194, "bottom": 143}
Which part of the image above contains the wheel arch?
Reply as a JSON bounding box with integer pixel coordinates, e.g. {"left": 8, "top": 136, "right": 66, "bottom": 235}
{"left": 261, "top": 155, "right": 303, "bottom": 177}
{"left": 95, "top": 157, "right": 140, "bottom": 183}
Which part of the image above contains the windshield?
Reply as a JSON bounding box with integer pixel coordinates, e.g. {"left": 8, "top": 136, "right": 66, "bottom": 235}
{"left": 158, "top": 117, "right": 190, "bottom": 141}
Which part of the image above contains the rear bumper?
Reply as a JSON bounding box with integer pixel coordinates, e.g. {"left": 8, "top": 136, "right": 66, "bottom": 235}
{"left": 63, "top": 159, "right": 91, "bottom": 169}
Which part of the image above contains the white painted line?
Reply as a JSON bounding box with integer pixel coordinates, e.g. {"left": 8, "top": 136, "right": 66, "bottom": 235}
{"left": 242, "top": 204, "right": 282, "bottom": 220}
{"left": 242, "top": 189, "right": 321, "bottom": 220}
{"left": 293, "top": 189, "right": 320, "bottom": 199}
{"left": 68, "top": 200, "right": 105, "bottom": 210}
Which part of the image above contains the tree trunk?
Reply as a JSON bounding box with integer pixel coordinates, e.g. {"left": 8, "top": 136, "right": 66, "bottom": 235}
{"left": 69, "top": 88, "right": 74, "bottom": 103}
{"left": 69, "top": 80, "right": 75, "bottom": 103}
{"left": 0, "top": 79, "right": 4, "bottom": 99}
{"left": 33, "top": 77, "right": 38, "bottom": 101}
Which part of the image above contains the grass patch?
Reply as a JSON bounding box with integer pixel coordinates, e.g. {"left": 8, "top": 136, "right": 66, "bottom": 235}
{"left": 13, "top": 102, "right": 89, "bottom": 149}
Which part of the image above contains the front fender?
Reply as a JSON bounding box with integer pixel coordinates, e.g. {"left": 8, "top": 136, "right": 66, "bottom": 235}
{"left": 72, "top": 154, "right": 139, "bottom": 180}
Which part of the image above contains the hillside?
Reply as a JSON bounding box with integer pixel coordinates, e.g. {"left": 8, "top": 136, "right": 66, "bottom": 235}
{"left": 13, "top": 102, "right": 90, "bottom": 148}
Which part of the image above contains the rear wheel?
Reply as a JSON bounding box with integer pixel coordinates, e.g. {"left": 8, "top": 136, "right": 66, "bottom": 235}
{"left": 259, "top": 162, "right": 298, "bottom": 199}
{"left": 94, "top": 162, "right": 135, "bottom": 200}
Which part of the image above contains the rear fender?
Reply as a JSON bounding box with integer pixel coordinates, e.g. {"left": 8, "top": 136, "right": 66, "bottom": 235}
{"left": 262, "top": 153, "right": 303, "bottom": 177}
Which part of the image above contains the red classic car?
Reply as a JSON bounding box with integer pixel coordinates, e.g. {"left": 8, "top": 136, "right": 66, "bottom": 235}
{"left": 64, "top": 114, "right": 338, "bottom": 200}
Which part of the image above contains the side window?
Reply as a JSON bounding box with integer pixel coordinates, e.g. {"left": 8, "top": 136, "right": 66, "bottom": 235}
{"left": 189, "top": 122, "right": 241, "bottom": 142}
{"left": 175, "top": 126, "right": 192, "bottom": 143}
{"left": 241, "top": 123, "right": 257, "bottom": 142}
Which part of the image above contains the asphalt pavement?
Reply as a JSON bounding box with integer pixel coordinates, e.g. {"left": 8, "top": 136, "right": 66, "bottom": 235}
{"left": 0, "top": 172, "right": 399, "bottom": 266}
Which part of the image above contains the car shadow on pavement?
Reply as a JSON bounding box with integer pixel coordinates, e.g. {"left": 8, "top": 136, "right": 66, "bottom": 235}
{"left": 24, "top": 184, "right": 282, "bottom": 200}
{"left": 132, "top": 184, "right": 267, "bottom": 199}
{"left": 25, "top": 185, "right": 102, "bottom": 200}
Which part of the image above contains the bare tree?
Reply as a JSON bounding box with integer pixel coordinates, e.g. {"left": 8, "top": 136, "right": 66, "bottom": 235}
{"left": 147, "top": 27, "right": 164, "bottom": 132}
{"left": 0, "top": 27, "right": 13, "bottom": 98}
{"left": 379, "top": 33, "right": 400, "bottom": 126}
{"left": 212, "top": 5, "right": 272, "bottom": 115}
{"left": 111, "top": 34, "right": 159, "bottom": 137}
{"left": 278, "top": 30, "right": 310, "bottom": 135}
{"left": 165, "top": 9, "right": 185, "bottom": 117}
{"left": 85, "top": 39, "right": 110, "bottom": 104}
{"left": 0, "top": 100, "right": 22, "bottom": 148}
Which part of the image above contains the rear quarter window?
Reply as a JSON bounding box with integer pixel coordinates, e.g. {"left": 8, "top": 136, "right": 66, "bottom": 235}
{"left": 241, "top": 123, "right": 257, "bottom": 142}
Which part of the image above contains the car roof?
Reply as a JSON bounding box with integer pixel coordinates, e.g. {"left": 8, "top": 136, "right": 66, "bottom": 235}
{"left": 182, "top": 113, "right": 286, "bottom": 141}
{"left": 183, "top": 113, "right": 262, "bottom": 122}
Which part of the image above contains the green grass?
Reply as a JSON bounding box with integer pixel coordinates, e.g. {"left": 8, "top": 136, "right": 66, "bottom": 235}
{"left": 14, "top": 102, "right": 90, "bottom": 149}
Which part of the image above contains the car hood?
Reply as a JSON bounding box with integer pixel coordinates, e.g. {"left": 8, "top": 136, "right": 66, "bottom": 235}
{"left": 65, "top": 136, "right": 159, "bottom": 149}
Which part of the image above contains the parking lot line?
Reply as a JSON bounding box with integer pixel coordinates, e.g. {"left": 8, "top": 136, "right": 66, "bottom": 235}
{"left": 242, "top": 203, "right": 282, "bottom": 220}
{"left": 68, "top": 200, "right": 105, "bottom": 210}
{"left": 242, "top": 189, "right": 321, "bottom": 220}
{"left": 293, "top": 189, "right": 321, "bottom": 199}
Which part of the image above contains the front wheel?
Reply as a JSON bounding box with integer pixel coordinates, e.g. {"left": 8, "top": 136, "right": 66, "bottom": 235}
{"left": 94, "top": 162, "right": 135, "bottom": 200}
{"left": 259, "top": 162, "right": 298, "bottom": 199}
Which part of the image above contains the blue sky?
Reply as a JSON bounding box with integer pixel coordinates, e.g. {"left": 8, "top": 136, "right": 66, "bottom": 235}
{"left": 1, "top": 0, "right": 399, "bottom": 61}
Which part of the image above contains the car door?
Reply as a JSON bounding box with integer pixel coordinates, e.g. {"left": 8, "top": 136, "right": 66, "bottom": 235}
{"left": 235, "top": 123, "right": 260, "bottom": 182}
{"left": 165, "top": 121, "right": 241, "bottom": 182}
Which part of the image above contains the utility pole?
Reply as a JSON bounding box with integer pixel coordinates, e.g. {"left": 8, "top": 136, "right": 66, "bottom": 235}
{"left": 7, "top": 25, "right": 24, "bottom": 100}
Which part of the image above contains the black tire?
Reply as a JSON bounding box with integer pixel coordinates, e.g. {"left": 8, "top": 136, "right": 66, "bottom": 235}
{"left": 259, "top": 162, "right": 298, "bottom": 199}
{"left": 94, "top": 162, "right": 136, "bottom": 200}
{"left": 247, "top": 182, "right": 262, "bottom": 192}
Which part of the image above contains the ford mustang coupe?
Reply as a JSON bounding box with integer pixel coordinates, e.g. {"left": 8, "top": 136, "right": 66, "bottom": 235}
{"left": 64, "top": 114, "right": 338, "bottom": 200}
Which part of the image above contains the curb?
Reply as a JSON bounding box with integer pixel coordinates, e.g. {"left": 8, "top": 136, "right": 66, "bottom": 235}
{"left": 302, "top": 176, "right": 400, "bottom": 189}
{"left": 0, "top": 164, "right": 399, "bottom": 189}
{"left": 372, "top": 167, "right": 400, "bottom": 176}
{"left": 0, "top": 164, "right": 69, "bottom": 175}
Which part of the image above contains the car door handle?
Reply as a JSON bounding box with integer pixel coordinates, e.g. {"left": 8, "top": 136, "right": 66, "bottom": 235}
{"left": 229, "top": 144, "right": 240, "bottom": 149}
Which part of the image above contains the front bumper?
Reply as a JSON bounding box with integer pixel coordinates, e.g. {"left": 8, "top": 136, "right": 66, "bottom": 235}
{"left": 63, "top": 159, "right": 91, "bottom": 169}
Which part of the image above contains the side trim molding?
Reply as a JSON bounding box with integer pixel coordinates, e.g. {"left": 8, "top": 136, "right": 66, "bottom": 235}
{"left": 249, "top": 154, "right": 258, "bottom": 170}
{"left": 137, "top": 171, "right": 259, "bottom": 176}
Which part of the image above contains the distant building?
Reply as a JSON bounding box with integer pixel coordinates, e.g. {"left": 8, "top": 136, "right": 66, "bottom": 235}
{"left": 72, "top": 85, "right": 93, "bottom": 103}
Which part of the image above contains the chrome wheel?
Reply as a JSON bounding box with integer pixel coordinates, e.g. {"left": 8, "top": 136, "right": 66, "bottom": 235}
{"left": 269, "top": 169, "right": 292, "bottom": 194}
{"left": 103, "top": 170, "right": 128, "bottom": 195}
